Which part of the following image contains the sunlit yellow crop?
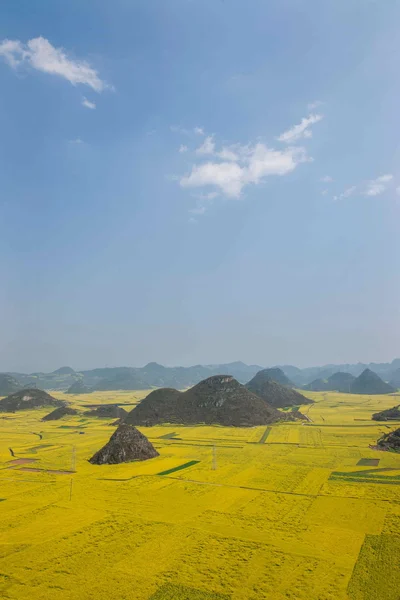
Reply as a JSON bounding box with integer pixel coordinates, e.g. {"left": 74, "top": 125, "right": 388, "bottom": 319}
{"left": 1, "top": 389, "right": 400, "bottom": 599}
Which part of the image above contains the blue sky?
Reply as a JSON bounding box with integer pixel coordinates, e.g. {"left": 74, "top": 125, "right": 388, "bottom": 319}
{"left": 0, "top": 0, "right": 399, "bottom": 372}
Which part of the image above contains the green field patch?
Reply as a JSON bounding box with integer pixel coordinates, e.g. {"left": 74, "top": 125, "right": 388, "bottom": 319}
{"left": 58, "top": 425, "right": 86, "bottom": 429}
{"left": 150, "top": 583, "right": 230, "bottom": 599}
{"left": 157, "top": 460, "right": 200, "bottom": 476}
{"left": 330, "top": 468, "right": 400, "bottom": 486}
{"left": 357, "top": 458, "right": 380, "bottom": 466}
{"left": 258, "top": 427, "right": 272, "bottom": 444}
{"left": 348, "top": 534, "right": 400, "bottom": 600}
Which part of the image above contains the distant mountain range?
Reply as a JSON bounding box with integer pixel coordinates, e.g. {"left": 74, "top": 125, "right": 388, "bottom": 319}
{"left": 1, "top": 358, "right": 399, "bottom": 393}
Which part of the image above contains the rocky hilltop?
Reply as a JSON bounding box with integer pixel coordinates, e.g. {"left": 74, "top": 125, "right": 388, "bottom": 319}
{"left": 245, "top": 370, "right": 312, "bottom": 408}
{"left": 0, "top": 389, "right": 63, "bottom": 412}
{"left": 376, "top": 428, "right": 400, "bottom": 452}
{"left": 89, "top": 424, "right": 159, "bottom": 464}
{"left": 259, "top": 368, "right": 294, "bottom": 387}
{"left": 125, "top": 375, "right": 283, "bottom": 427}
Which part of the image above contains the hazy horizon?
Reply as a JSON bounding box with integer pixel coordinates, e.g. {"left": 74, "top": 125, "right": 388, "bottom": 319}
{"left": 1, "top": 1, "right": 399, "bottom": 373}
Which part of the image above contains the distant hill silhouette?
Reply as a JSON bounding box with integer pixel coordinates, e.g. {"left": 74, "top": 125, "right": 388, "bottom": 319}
{"left": 303, "top": 378, "right": 331, "bottom": 392}
{"left": 85, "top": 405, "right": 128, "bottom": 419}
{"left": 42, "top": 406, "right": 78, "bottom": 421}
{"left": 376, "top": 428, "right": 400, "bottom": 452}
{"left": 89, "top": 424, "right": 159, "bottom": 464}
{"left": 372, "top": 405, "right": 400, "bottom": 421}
{"left": 0, "top": 374, "right": 21, "bottom": 396}
{"left": 91, "top": 370, "right": 149, "bottom": 391}
{"left": 52, "top": 366, "right": 75, "bottom": 375}
{"left": 303, "top": 372, "right": 356, "bottom": 393}
{"left": 258, "top": 368, "right": 294, "bottom": 387}
{"left": 0, "top": 389, "right": 63, "bottom": 412}
{"left": 350, "top": 369, "right": 395, "bottom": 395}
{"left": 389, "top": 368, "right": 400, "bottom": 390}
{"left": 66, "top": 381, "right": 91, "bottom": 394}
{"left": 125, "top": 375, "right": 284, "bottom": 427}
{"left": 327, "top": 372, "right": 356, "bottom": 392}
{"left": 245, "top": 370, "right": 312, "bottom": 407}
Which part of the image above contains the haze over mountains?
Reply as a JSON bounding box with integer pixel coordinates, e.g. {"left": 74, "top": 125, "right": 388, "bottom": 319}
{"left": 1, "top": 358, "right": 399, "bottom": 393}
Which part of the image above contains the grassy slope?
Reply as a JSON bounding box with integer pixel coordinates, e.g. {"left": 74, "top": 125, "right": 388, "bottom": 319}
{"left": 0, "top": 389, "right": 399, "bottom": 599}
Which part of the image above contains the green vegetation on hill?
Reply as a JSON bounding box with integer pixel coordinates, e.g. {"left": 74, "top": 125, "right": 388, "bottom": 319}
{"left": 0, "top": 374, "right": 21, "bottom": 396}
{"left": 372, "top": 406, "right": 400, "bottom": 421}
{"left": 245, "top": 369, "right": 312, "bottom": 407}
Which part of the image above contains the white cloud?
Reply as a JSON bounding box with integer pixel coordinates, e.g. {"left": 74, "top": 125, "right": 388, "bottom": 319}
{"left": 180, "top": 143, "right": 309, "bottom": 198}
{"left": 308, "top": 100, "right": 323, "bottom": 110}
{"left": 0, "top": 36, "right": 109, "bottom": 92}
{"left": 396, "top": 186, "right": 400, "bottom": 195}
{"left": 171, "top": 125, "right": 205, "bottom": 136}
{"left": 194, "top": 126, "right": 204, "bottom": 135}
{"left": 333, "top": 186, "right": 357, "bottom": 201}
{"left": 69, "top": 137, "right": 84, "bottom": 144}
{"left": 179, "top": 144, "right": 188, "bottom": 153}
{"left": 277, "top": 113, "right": 323, "bottom": 144}
{"left": 196, "top": 136, "right": 215, "bottom": 155}
{"left": 320, "top": 175, "right": 333, "bottom": 183}
{"left": 82, "top": 97, "right": 96, "bottom": 109}
{"left": 321, "top": 189, "right": 328, "bottom": 196}
{"left": 364, "top": 174, "right": 393, "bottom": 196}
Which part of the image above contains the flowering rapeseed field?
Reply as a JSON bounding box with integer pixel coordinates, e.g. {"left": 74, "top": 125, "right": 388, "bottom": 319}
{"left": 0, "top": 390, "right": 399, "bottom": 599}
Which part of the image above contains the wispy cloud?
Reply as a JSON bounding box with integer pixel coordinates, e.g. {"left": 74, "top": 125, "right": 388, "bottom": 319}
{"left": 333, "top": 186, "right": 357, "bottom": 201}
{"left": 308, "top": 100, "right": 323, "bottom": 110}
{"left": 396, "top": 186, "right": 400, "bottom": 196}
{"left": 82, "top": 97, "right": 96, "bottom": 109}
{"left": 170, "top": 125, "right": 204, "bottom": 136}
{"left": 277, "top": 113, "right": 323, "bottom": 144}
{"left": 333, "top": 174, "right": 393, "bottom": 201}
{"left": 196, "top": 136, "right": 215, "bottom": 155}
{"left": 68, "top": 138, "right": 84, "bottom": 145}
{"left": 180, "top": 142, "right": 309, "bottom": 198}
{"left": 364, "top": 174, "right": 393, "bottom": 196}
{"left": 179, "top": 144, "right": 188, "bottom": 153}
{"left": 0, "top": 36, "right": 110, "bottom": 92}
{"left": 320, "top": 175, "right": 333, "bottom": 183}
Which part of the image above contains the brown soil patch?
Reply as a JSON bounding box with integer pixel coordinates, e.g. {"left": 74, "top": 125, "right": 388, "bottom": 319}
{"left": 7, "top": 458, "right": 39, "bottom": 466}
{"left": 18, "top": 467, "right": 75, "bottom": 475}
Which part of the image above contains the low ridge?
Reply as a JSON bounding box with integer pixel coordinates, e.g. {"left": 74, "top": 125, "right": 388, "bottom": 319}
{"left": 66, "top": 381, "right": 91, "bottom": 394}
{"left": 245, "top": 370, "right": 312, "bottom": 408}
{"left": 0, "top": 374, "right": 21, "bottom": 396}
{"left": 42, "top": 406, "right": 78, "bottom": 421}
{"left": 0, "top": 388, "right": 63, "bottom": 412}
{"left": 372, "top": 405, "right": 400, "bottom": 421}
{"left": 126, "top": 375, "right": 283, "bottom": 427}
{"left": 89, "top": 423, "right": 159, "bottom": 464}
{"left": 85, "top": 405, "right": 128, "bottom": 419}
{"left": 350, "top": 368, "right": 395, "bottom": 395}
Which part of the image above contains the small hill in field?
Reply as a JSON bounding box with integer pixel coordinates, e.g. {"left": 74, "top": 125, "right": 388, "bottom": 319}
{"left": 0, "top": 388, "right": 63, "bottom": 412}
{"left": 42, "top": 406, "right": 78, "bottom": 421}
{"left": 0, "top": 374, "right": 21, "bottom": 396}
{"left": 89, "top": 423, "right": 159, "bottom": 464}
{"left": 350, "top": 369, "right": 395, "bottom": 395}
{"left": 260, "top": 368, "right": 294, "bottom": 387}
{"left": 376, "top": 428, "right": 400, "bottom": 452}
{"left": 125, "top": 375, "right": 283, "bottom": 427}
{"left": 66, "top": 381, "right": 91, "bottom": 394}
{"left": 372, "top": 405, "right": 400, "bottom": 421}
{"left": 245, "top": 370, "right": 312, "bottom": 408}
{"left": 303, "top": 378, "right": 330, "bottom": 392}
{"left": 389, "top": 368, "right": 400, "bottom": 390}
{"left": 85, "top": 405, "right": 128, "bottom": 419}
{"left": 327, "top": 372, "right": 356, "bottom": 392}
{"left": 52, "top": 366, "right": 75, "bottom": 375}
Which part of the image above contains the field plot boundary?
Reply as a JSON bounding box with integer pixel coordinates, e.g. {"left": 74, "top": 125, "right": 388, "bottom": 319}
{"left": 157, "top": 460, "right": 200, "bottom": 476}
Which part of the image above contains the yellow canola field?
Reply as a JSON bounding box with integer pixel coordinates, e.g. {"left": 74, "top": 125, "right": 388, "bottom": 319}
{"left": 1, "top": 390, "right": 400, "bottom": 599}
